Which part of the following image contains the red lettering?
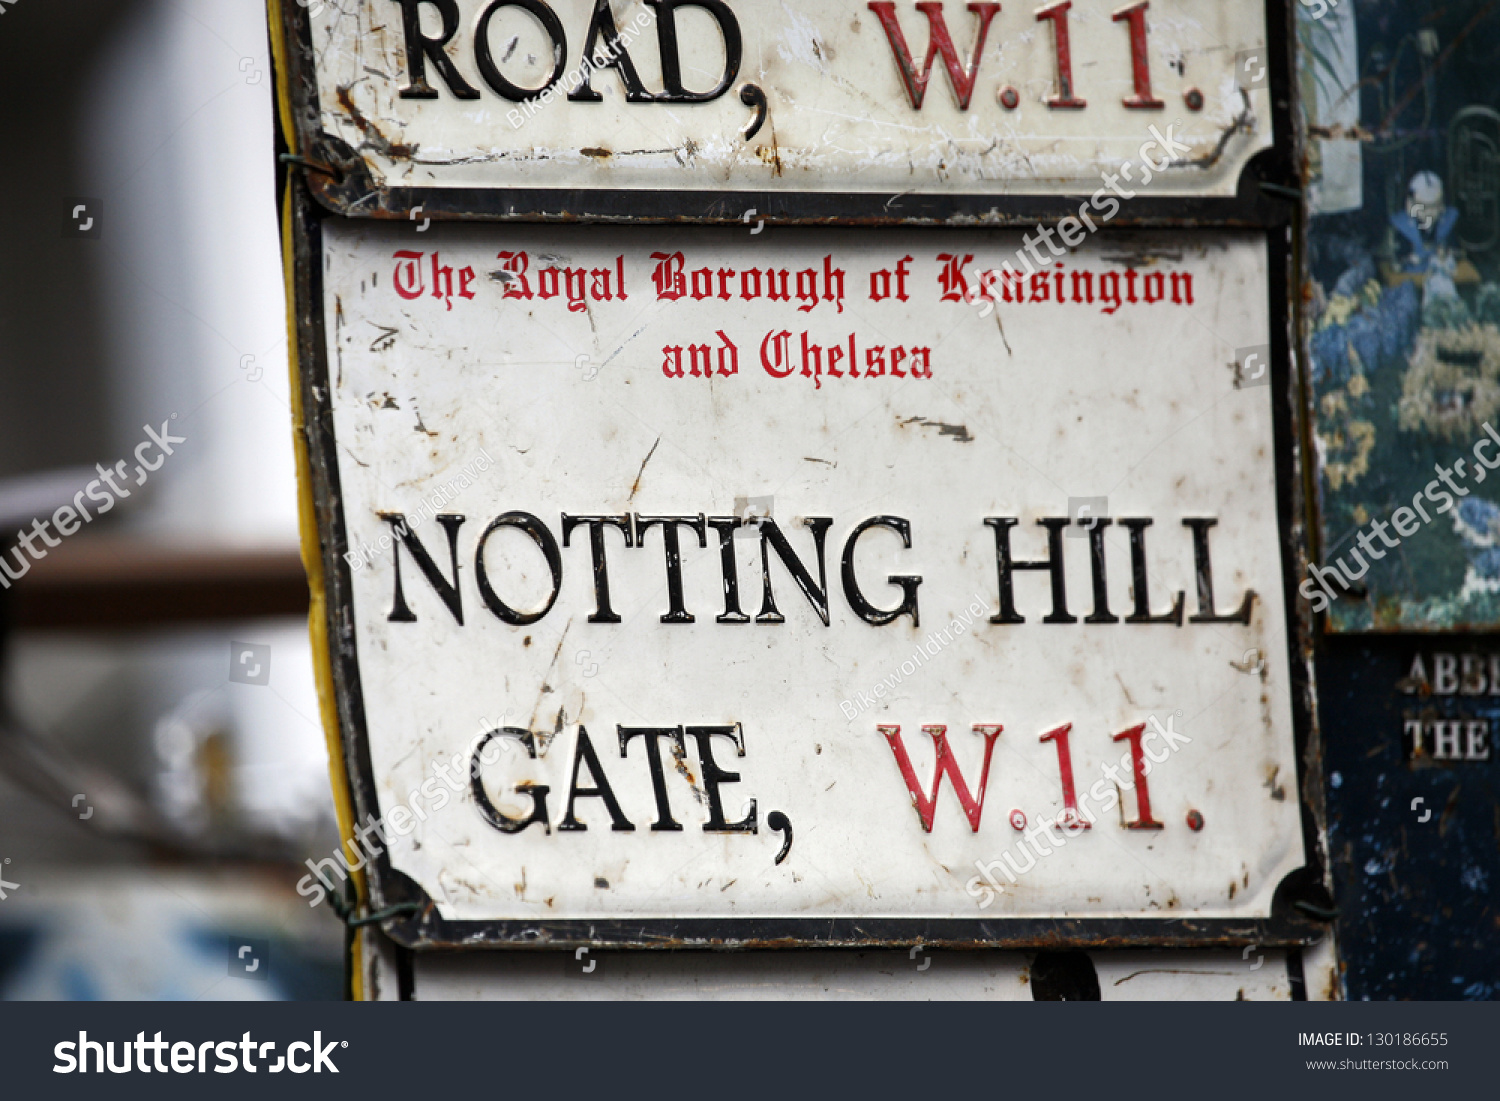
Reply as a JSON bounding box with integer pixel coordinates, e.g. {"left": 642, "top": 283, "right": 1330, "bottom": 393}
{"left": 1037, "top": 1, "right": 1086, "bottom": 108}
{"left": 761, "top": 330, "right": 794, "bottom": 377}
{"left": 823, "top": 255, "right": 846, "bottom": 313}
{"left": 1171, "top": 271, "right": 1194, "bottom": 304}
{"left": 651, "top": 252, "right": 687, "bottom": 300}
{"left": 1113, "top": 723, "right": 1164, "bottom": 829}
{"left": 1143, "top": 271, "right": 1165, "bottom": 303}
{"left": 801, "top": 331, "right": 823, "bottom": 389}
{"left": 936, "top": 252, "right": 974, "bottom": 302}
{"left": 999, "top": 267, "right": 1026, "bottom": 302}
{"left": 496, "top": 251, "right": 533, "bottom": 299}
{"left": 688, "top": 343, "right": 714, "bottom": 378}
{"left": 431, "top": 252, "right": 454, "bottom": 309}
{"left": 1040, "top": 723, "right": 1091, "bottom": 830}
{"left": 393, "top": 250, "right": 424, "bottom": 299}
{"left": 1113, "top": 1, "right": 1163, "bottom": 109}
{"left": 796, "top": 268, "right": 820, "bottom": 313}
{"left": 564, "top": 267, "right": 588, "bottom": 313}
{"left": 1099, "top": 270, "right": 1122, "bottom": 313}
{"left": 661, "top": 345, "right": 684, "bottom": 378}
{"left": 536, "top": 266, "right": 560, "bottom": 300}
{"left": 867, "top": 2, "right": 1000, "bottom": 111}
{"left": 828, "top": 343, "right": 845, "bottom": 378}
{"left": 714, "top": 330, "right": 738, "bottom": 376}
{"left": 1071, "top": 270, "right": 1093, "bottom": 303}
{"left": 880, "top": 724, "right": 1002, "bottom": 832}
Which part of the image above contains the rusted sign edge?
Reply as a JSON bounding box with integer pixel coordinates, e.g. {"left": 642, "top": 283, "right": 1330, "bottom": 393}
{"left": 274, "top": 0, "right": 1333, "bottom": 952}
{"left": 275, "top": 0, "right": 1301, "bottom": 229}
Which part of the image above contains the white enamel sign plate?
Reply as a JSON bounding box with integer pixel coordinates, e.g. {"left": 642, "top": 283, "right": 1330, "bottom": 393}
{"left": 317, "top": 223, "right": 1306, "bottom": 932}
{"left": 303, "top": 0, "right": 1271, "bottom": 198}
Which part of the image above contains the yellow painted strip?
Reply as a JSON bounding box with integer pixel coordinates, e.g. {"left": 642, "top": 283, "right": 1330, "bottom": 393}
{"left": 271, "top": 0, "right": 366, "bottom": 1001}
{"left": 265, "top": 0, "right": 297, "bottom": 155}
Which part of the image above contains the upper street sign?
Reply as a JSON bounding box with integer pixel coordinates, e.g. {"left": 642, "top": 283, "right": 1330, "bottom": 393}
{"left": 275, "top": 0, "right": 1282, "bottom": 220}
{"left": 273, "top": 0, "right": 1327, "bottom": 951}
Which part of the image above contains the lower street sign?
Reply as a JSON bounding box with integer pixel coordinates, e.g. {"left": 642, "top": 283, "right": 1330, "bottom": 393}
{"left": 292, "top": 221, "right": 1321, "bottom": 947}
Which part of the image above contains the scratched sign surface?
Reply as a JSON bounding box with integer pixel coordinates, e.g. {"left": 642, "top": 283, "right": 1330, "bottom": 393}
{"left": 295, "top": 0, "right": 1271, "bottom": 203}
{"left": 314, "top": 224, "right": 1306, "bottom": 935}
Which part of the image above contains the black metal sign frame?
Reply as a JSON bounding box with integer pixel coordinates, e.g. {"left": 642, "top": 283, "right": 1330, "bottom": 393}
{"left": 274, "top": 0, "right": 1332, "bottom": 952}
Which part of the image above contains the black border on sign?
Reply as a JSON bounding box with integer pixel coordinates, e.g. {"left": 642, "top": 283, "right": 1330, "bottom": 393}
{"left": 277, "top": 0, "right": 1332, "bottom": 952}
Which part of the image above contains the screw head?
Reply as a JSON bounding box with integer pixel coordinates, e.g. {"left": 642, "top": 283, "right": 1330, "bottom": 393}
{"left": 998, "top": 85, "right": 1020, "bottom": 110}
{"left": 1186, "top": 810, "right": 1205, "bottom": 831}
{"left": 1184, "top": 88, "right": 1204, "bottom": 111}
{"left": 1008, "top": 808, "right": 1027, "bottom": 831}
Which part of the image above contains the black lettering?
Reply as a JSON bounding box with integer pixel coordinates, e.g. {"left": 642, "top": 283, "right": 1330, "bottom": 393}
{"left": 634, "top": 514, "right": 707, "bottom": 623}
{"left": 706, "top": 516, "right": 751, "bottom": 623}
{"left": 687, "top": 725, "right": 756, "bottom": 833}
{"left": 381, "top": 512, "right": 465, "bottom": 624}
{"left": 1183, "top": 518, "right": 1254, "bottom": 624}
{"left": 1083, "top": 517, "right": 1118, "bottom": 624}
{"left": 475, "top": 511, "right": 562, "bottom": 625}
{"left": 567, "top": 0, "right": 655, "bottom": 102}
{"left": 618, "top": 726, "right": 686, "bottom": 831}
{"left": 1120, "top": 518, "right": 1185, "bottom": 625}
{"left": 841, "top": 516, "right": 921, "bottom": 626}
{"left": 475, "top": 0, "right": 569, "bottom": 101}
{"left": 984, "top": 517, "right": 1075, "bottom": 624}
{"left": 645, "top": 0, "right": 742, "bottom": 102}
{"left": 561, "top": 514, "right": 634, "bottom": 624}
{"left": 757, "top": 517, "right": 833, "bottom": 626}
{"left": 471, "top": 728, "right": 551, "bottom": 834}
{"left": 391, "top": 0, "right": 481, "bottom": 99}
{"left": 559, "top": 726, "right": 635, "bottom": 831}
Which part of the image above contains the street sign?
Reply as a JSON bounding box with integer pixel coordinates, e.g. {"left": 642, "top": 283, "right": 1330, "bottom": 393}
{"left": 277, "top": 0, "right": 1277, "bottom": 219}
{"left": 274, "top": 0, "right": 1325, "bottom": 951}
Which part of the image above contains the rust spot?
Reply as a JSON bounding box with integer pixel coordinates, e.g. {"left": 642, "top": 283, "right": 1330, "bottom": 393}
{"left": 580, "top": 147, "right": 613, "bottom": 159}
{"left": 335, "top": 85, "right": 418, "bottom": 159}
{"left": 671, "top": 739, "right": 705, "bottom": 805}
